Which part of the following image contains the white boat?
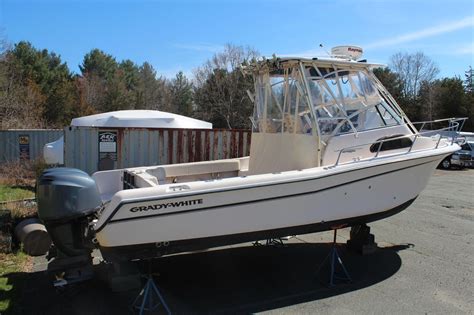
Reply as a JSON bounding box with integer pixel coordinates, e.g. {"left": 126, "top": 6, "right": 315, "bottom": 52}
{"left": 37, "top": 46, "right": 465, "bottom": 263}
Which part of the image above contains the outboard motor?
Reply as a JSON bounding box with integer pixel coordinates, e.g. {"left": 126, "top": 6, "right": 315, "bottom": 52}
{"left": 37, "top": 168, "right": 102, "bottom": 284}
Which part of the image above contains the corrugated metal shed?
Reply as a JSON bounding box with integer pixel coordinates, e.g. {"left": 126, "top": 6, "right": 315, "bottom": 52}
{"left": 64, "top": 127, "right": 251, "bottom": 174}
{"left": 63, "top": 127, "right": 99, "bottom": 174}
{"left": 0, "top": 129, "right": 63, "bottom": 163}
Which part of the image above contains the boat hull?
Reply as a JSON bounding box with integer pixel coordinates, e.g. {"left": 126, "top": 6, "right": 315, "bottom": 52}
{"left": 99, "top": 197, "right": 416, "bottom": 262}
{"left": 95, "top": 153, "right": 444, "bottom": 262}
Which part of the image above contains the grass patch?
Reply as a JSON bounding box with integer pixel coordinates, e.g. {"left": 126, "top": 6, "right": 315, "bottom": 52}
{"left": 0, "top": 251, "right": 31, "bottom": 312}
{"left": 0, "top": 185, "right": 34, "bottom": 203}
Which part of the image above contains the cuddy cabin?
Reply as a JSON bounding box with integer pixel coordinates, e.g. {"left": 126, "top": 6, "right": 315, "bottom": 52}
{"left": 92, "top": 52, "right": 447, "bottom": 200}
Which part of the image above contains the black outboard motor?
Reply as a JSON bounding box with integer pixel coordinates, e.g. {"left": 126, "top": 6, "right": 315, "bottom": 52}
{"left": 37, "top": 168, "right": 102, "bottom": 259}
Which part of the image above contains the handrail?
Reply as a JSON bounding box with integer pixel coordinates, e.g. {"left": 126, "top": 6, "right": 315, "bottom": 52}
{"left": 333, "top": 118, "right": 468, "bottom": 166}
{"left": 411, "top": 117, "right": 468, "bottom": 133}
{"left": 411, "top": 117, "right": 468, "bottom": 125}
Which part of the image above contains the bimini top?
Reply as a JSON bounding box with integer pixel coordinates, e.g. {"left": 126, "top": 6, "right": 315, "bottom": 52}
{"left": 71, "top": 110, "right": 212, "bottom": 129}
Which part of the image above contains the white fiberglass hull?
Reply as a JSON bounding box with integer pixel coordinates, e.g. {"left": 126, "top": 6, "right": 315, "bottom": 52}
{"left": 94, "top": 150, "right": 449, "bottom": 261}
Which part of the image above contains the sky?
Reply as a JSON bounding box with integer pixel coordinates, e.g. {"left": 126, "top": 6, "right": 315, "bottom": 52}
{"left": 0, "top": 0, "right": 473, "bottom": 79}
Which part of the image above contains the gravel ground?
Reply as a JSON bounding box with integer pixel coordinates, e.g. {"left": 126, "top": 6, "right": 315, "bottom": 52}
{"left": 262, "top": 168, "right": 474, "bottom": 315}
{"left": 9, "top": 168, "right": 474, "bottom": 314}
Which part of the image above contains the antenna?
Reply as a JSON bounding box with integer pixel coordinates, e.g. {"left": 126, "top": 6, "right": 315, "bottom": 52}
{"left": 319, "top": 44, "right": 331, "bottom": 56}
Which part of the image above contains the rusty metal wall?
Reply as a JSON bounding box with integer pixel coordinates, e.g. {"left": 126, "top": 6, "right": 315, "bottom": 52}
{"left": 64, "top": 127, "right": 251, "bottom": 174}
{"left": 0, "top": 129, "right": 63, "bottom": 163}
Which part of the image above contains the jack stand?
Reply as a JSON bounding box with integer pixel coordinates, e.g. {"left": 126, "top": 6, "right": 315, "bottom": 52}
{"left": 266, "top": 238, "right": 284, "bottom": 246}
{"left": 316, "top": 229, "right": 352, "bottom": 287}
{"left": 132, "top": 262, "right": 171, "bottom": 315}
{"left": 252, "top": 237, "right": 287, "bottom": 246}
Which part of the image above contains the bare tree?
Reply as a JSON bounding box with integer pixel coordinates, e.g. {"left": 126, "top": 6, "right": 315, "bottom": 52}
{"left": 79, "top": 73, "right": 106, "bottom": 112}
{"left": 390, "top": 52, "right": 439, "bottom": 100}
{"left": 1, "top": 80, "right": 48, "bottom": 129}
{"left": 193, "top": 43, "right": 259, "bottom": 87}
{"left": 0, "top": 36, "right": 48, "bottom": 129}
{"left": 193, "top": 44, "right": 259, "bottom": 129}
{"left": 0, "top": 29, "right": 10, "bottom": 58}
{"left": 418, "top": 81, "right": 441, "bottom": 122}
{"left": 465, "top": 66, "right": 473, "bottom": 94}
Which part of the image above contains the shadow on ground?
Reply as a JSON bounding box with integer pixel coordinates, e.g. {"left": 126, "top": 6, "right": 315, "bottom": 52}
{"left": 2, "top": 242, "right": 411, "bottom": 314}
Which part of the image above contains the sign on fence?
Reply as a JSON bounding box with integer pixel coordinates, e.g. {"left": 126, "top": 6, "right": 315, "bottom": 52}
{"left": 98, "top": 130, "right": 118, "bottom": 170}
{"left": 18, "top": 135, "right": 30, "bottom": 161}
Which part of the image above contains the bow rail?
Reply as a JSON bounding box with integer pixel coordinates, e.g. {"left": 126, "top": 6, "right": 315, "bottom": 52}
{"left": 334, "top": 118, "right": 468, "bottom": 166}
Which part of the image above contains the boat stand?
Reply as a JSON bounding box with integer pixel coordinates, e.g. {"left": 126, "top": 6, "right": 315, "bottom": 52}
{"left": 132, "top": 263, "right": 171, "bottom": 315}
{"left": 347, "top": 224, "right": 377, "bottom": 255}
{"left": 316, "top": 229, "right": 352, "bottom": 287}
{"left": 253, "top": 238, "right": 285, "bottom": 246}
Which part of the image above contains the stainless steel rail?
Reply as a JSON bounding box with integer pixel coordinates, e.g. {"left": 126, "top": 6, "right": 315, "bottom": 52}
{"left": 334, "top": 118, "right": 468, "bottom": 166}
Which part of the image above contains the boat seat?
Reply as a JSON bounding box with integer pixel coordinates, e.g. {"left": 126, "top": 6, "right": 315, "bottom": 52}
{"left": 146, "top": 160, "right": 241, "bottom": 184}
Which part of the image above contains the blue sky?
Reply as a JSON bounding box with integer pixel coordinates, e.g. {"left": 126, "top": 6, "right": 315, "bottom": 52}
{"left": 1, "top": 0, "right": 473, "bottom": 79}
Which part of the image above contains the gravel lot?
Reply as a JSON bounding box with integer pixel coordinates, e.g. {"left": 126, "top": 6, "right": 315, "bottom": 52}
{"left": 262, "top": 168, "right": 474, "bottom": 315}
{"left": 11, "top": 168, "right": 474, "bottom": 314}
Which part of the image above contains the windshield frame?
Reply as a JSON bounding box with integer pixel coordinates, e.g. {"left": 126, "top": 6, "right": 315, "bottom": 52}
{"left": 250, "top": 59, "right": 409, "bottom": 142}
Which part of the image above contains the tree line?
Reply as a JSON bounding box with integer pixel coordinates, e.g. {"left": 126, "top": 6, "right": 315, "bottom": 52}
{"left": 0, "top": 40, "right": 472, "bottom": 131}
{"left": 0, "top": 41, "right": 257, "bottom": 130}
{"left": 374, "top": 52, "right": 473, "bottom": 131}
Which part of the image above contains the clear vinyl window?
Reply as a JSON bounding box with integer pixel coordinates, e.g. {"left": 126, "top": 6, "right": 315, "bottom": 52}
{"left": 252, "top": 63, "right": 403, "bottom": 137}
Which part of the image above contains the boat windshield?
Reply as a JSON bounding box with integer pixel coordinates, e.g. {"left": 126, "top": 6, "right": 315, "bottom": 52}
{"left": 251, "top": 61, "right": 404, "bottom": 140}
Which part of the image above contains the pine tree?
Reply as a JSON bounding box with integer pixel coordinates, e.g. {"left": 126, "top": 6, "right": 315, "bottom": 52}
{"left": 170, "top": 71, "right": 193, "bottom": 116}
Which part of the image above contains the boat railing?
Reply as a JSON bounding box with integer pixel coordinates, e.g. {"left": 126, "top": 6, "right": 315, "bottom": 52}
{"left": 334, "top": 117, "right": 468, "bottom": 166}
{"left": 411, "top": 117, "right": 467, "bottom": 133}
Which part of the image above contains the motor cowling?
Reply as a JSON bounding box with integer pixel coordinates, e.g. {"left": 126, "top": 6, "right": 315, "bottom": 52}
{"left": 37, "top": 168, "right": 102, "bottom": 257}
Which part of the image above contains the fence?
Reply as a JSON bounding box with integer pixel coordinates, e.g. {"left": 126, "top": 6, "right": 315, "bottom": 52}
{"left": 1, "top": 128, "right": 252, "bottom": 174}
{"left": 64, "top": 127, "right": 252, "bottom": 174}
{"left": 0, "top": 129, "right": 63, "bottom": 163}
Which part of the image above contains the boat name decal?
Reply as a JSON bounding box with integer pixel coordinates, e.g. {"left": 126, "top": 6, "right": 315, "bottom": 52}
{"left": 129, "top": 198, "right": 203, "bottom": 212}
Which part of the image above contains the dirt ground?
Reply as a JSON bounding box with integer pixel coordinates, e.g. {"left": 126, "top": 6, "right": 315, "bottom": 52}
{"left": 3, "top": 168, "right": 474, "bottom": 314}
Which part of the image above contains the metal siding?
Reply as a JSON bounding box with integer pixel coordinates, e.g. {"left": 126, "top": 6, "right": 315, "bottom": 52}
{"left": 130, "top": 130, "right": 137, "bottom": 168}
{"left": 172, "top": 130, "right": 178, "bottom": 164}
{"left": 189, "top": 130, "right": 196, "bottom": 162}
{"left": 134, "top": 130, "right": 140, "bottom": 167}
{"left": 65, "top": 128, "right": 74, "bottom": 171}
{"left": 121, "top": 130, "right": 128, "bottom": 168}
{"left": 212, "top": 131, "right": 217, "bottom": 160}
{"left": 122, "top": 130, "right": 130, "bottom": 169}
{"left": 195, "top": 130, "right": 202, "bottom": 162}
{"left": 216, "top": 132, "right": 223, "bottom": 159}
{"left": 226, "top": 130, "right": 232, "bottom": 158}
{"left": 64, "top": 128, "right": 72, "bottom": 168}
{"left": 205, "top": 130, "right": 211, "bottom": 161}
{"left": 150, "top": 130, "right": 158, "bottom": 166}
{"left": 163, "top": 130, "right": 169, "bottom": 165}
{"left": 0, "top": 129, "right": 63, "bottom": 163}
{"left": 61, "top": 127, "right": 251, "bottom": 174}
{"left": 89, "top": 129, "right": 99, "bottom": 174}
{"left": 128, "top": 129, "right": 135, "bottom": 168}
{"left": 177, "top": 130, "right": 183, "bottom": 163}
{"left": 64, "top": 127, "right": 99, "bottom": 175}
{"left": 79, "top": 129, "right": 86, "bottom": 172}
{"left": 140, "top": 130, "right": 147, "bottom": 167}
